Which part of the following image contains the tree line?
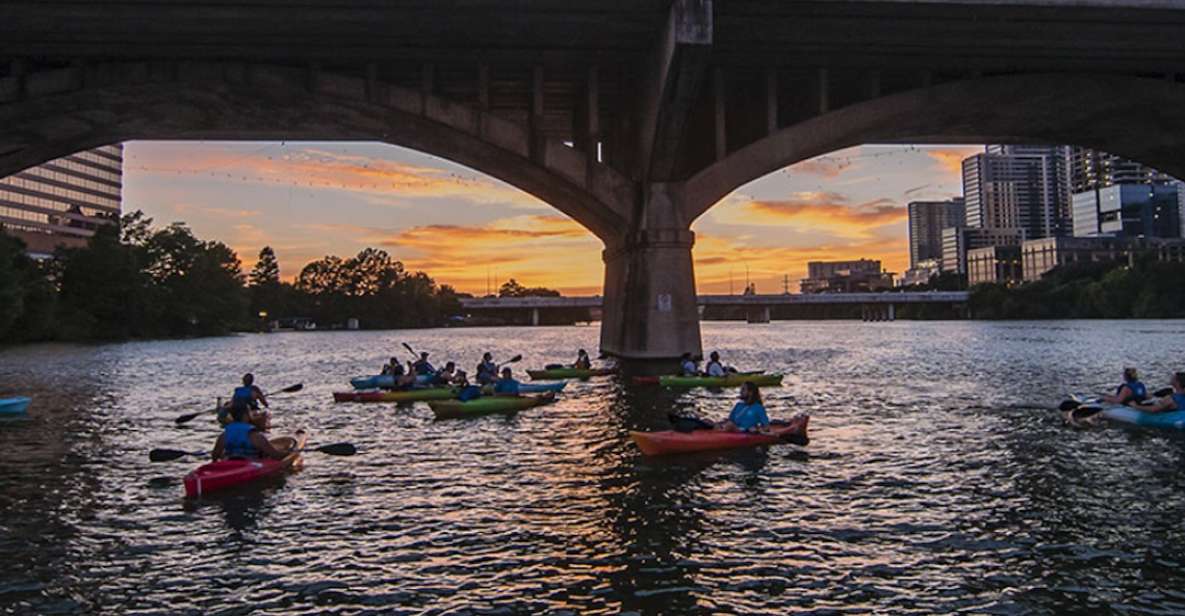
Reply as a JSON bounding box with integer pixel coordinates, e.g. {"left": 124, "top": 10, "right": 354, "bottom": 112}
{"left": 0, "top": 212, "right": 467, "bottom": 343}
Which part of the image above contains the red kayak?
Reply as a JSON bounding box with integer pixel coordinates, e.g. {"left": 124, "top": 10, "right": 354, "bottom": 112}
{"left": 630, "top": 415, "right": 809, "bottom": 455}
{"left": 183, "top": 431, "right": 307, "bottom": 498}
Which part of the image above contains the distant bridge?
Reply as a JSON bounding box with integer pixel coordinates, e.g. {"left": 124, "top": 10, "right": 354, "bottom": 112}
{"left": 461, "top": 292, "right": 970, "bottom": 324}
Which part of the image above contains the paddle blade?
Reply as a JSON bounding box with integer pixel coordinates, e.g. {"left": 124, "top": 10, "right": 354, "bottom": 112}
{"left": 507, "top": 354, "right": 523, "bottom": 364}
{"left": 277, "top": 383, "right": 303, "bottom": 394}
{"left": 402, "top": 342, "right": 417, "bottom": 357}
{"left": 1057, "top": 400, "right": 1081, "bottom": 412}
{"left": 315, "top": 442, "right": 357, "bottom": 456}
{"left": 174, "top": 411, "right": 202, "bottom": 425}
{"left": 1154, "top": 387, "right": 1173, "bottom": 398}
{"left": 149, "top": 448, "right": 192, "bottom": 462}
{"left": 1072, "top": 406, "right": 1104, "bottom": 420}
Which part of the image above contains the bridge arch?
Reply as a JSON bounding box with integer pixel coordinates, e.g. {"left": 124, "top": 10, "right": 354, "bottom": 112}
{"left": 683, "top": 73, "right": 1185, "bottom": 222}
{"left": 0, "top": 62, "right": 636, "bottom": 242}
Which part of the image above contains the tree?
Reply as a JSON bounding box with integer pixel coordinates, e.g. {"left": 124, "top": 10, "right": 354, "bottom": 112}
{"left": 499, "top": 278, "right": 560, "bottom": 298}
{"left": 249, "top": 246, "right": 281, "bottom": 288}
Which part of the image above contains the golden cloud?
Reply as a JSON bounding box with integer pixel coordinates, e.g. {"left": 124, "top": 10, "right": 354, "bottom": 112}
{"left": 712, "top": 191, "right": 907, "bottom": 239}
{"left": 925, "top": 146, "right": 983, "bottom": 175}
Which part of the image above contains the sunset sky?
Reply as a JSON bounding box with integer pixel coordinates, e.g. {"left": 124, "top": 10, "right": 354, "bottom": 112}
{"left": 122, "top": 142, "right": 983, "bottom": 295}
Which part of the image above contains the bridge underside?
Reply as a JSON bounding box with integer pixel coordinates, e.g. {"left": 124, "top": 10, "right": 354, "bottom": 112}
{"left": 4, "top": 1, "right": 1185, "bottom": 359}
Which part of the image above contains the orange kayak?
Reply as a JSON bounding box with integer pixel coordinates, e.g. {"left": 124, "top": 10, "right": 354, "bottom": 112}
{"left": 630, "top": 415, "right": 809, "bottom": 455}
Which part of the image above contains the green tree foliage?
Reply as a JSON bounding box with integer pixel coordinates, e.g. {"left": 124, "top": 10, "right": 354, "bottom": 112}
{"left": 499, "top": 278, "right": 561, "bottom": 298}
{"left": 969, "top": 257, "right": 1185, "bottom": 319}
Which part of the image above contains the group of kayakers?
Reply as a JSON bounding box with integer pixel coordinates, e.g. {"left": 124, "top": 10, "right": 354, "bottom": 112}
{"left": 679, "top": 351, "right": 737, "bottom": 377}
{"left": 1101, "top": 367, "right": 1185, "bottom": 414}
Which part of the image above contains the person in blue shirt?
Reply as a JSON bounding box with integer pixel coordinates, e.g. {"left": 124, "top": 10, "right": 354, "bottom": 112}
{"left": 704, "top": 351, "right": 728, "bottom": 377}
{"left": 1133, "top": 372, "right": 1185, "bottom": 414}
{"left": 218, "top": 373, "right": 270, "bottom": 426}
{"left": 454, "top": 371, "right": 484, "bottom": 402}
{"left": 1102, "top": 367, "right": 1147, "bottom": 405}
{"left": 717, "top": 381, "right": 770, "bottom": 433}
{"left": 412, "top": 352, "right": 435, "bottom": 376}
{"left": 211, "top": 404, "right": 286, "bottom": 461}
{"left": 475, "top": 352, "right": 498, "bottom": 385}
{"left": 680, "top": 352, "right": 700, "bottom": 376}
{"left": 493, "top": 367, "right": 521, "bottom": 396}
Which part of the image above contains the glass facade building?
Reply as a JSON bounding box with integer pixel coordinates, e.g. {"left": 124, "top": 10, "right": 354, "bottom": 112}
{"left": 1070, "top": 183, "right": 1181, "bottom": 239}
{"left": 907, "top": 198, "right": 965, "bottom": 268}
{"left": 962, "top": 146, "right": 1069, "bottom": 239}
{"left": 0, "top": 145, "right": 122, "bottom": 256}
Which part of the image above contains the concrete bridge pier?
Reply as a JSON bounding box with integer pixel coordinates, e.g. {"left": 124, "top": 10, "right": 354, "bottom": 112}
{"left": 600, "top": 227, "right": 702, "bottom": 360}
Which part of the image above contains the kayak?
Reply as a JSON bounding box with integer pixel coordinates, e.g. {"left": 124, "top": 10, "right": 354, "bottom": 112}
{"left": 0, "top": 397, "right": 31, "bottom": 415}
{"left": 630, "top": 415, "right": 810, "bottom": 455}
{"left": 350, "top": 374, "right": 431, "bottom": 390}
{"left": 639, "top": 372, "right": 783, "bottom": 388}
{"left": 429, "top": 392, "right": 556, "bottom": 419}
{"left": 334, "top": 381, "right": 566, "bottom": 403}
{"left": 1099, "top": 405, "right": 1185, "bottom": 430}
{"left": 526, "top": 367, "right": 614, "bottom": 380}
{"left": 183, "top": 430, "right": 308, "bottom": 498}
{"left": 334, "top": 388, "right": 457, "bottom": 403}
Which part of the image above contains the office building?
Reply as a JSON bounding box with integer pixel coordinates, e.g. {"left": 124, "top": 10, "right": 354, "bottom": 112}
{"left": 967, "top": 245, "right": 1022, "bottom": 285}
{"left": 1071, "top": 183, "right": 1181, "bottom": 239}
{"left": 0, "top": 144, "right": 123, "bottom": 257}
{"left": 899, "top": 258, "right": 941, "bottom": 287}
{"left": 907, "top": 198, "right": 965, "bottom": 268}
{"left": 801, "top": 259, "right": 894, "bottom": 293}
{"left": 963, "top": 145, "right": 1069, "bottom": 239}
{"left": 1065, "top": 147, "right": 1173, "bottom": 194}
{"left": 941, "top": 227, "right": 1025, "bottom": 275}
{"left": 1021, "top": 236, "right": 1185, "bottom": 282}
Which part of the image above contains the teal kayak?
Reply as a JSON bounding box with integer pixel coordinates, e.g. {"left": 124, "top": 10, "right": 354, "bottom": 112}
{"left": 527, "top": 368, "right": 613, "bottom": 380}
{"left": 351, "top": 374, "right": 432, "bottom": 389}
{"left": 429, "top": 393, "right": 556, "bottom": 419}
{"left": 0, "top": 397, "right": 30, "bottom": 415}
{"left": 1101, "top": 405, "right": 1185, "bottom": 430}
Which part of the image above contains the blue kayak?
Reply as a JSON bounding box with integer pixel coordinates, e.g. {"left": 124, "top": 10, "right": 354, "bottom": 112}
{"left": 516, "top": 381, "right": 567, "bottom": 394}
{"left": 1100, "top": 405, "right": 1185, "bottom": 430}
{"left": 351, "top": 374, "right": 431, "bottom": 389}
{"left": 0, "top": 397, "right": 31, "bottom": 415}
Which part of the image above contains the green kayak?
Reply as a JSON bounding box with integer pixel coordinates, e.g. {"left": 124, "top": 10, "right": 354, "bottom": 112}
{"left": 526, "top": 367, "right": 614, "bottom": 380}
{"left": 429, "top": 393, "right": 556, "bottom": 419}
{"left": 658, "top": 373, "right": 783, "bottom": 388}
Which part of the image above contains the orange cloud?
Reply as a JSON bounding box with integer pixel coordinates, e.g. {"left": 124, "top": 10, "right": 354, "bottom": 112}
{"left": 786, "top": 157, "right": 852, "bottom": 178}
{"left": 712, "top": 191, "right": 906, "bottom": 239}
{"left": 926, "top": 146, "right": 982, "bottom": 175}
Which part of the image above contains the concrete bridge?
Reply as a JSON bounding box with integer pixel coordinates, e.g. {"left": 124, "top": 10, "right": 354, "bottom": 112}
{"left": 462, "top": 291, "right": 970, "bottom": 324}
{"left": 3, "top": 1, "right": 1185, "bottom": 358}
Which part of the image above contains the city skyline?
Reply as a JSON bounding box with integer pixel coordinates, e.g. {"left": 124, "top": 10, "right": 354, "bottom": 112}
{"left": 124, "top": 141, "right": 978, "bottom": 295}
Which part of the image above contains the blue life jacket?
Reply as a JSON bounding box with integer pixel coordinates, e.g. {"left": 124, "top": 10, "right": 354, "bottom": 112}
{"left": 1118, "top": 380, "right": 1148, "bottom": 402}
{"left": 232, "top": 385, "right": 258, "bottom": 410}
{"left": 681, "top": 360, "right": 698, "bottom": 376}
{"left": 1171, "top": 393, "right": 1185, "bottom": 412}
{"left": 413, "top": 360, "right": 435, "bottom": 375}
{"left": 224, "top": 422, "right": 258, "bottom": 458}
{"left": 458, "top": 385, "right": 483, "bottom": 402}
{"left": 493, "top": 378, "right": 520, "bottom": 395}
{"left": 728, "top": 402, "right": 770, "bottom": 431}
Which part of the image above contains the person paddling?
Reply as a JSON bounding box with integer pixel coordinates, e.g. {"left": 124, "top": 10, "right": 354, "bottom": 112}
{"left": 412, "top": 352, "right": 435, "bottom": 376}
{"left": 716, "top": 382, "right": 770, "bottom": 433}
{"left": 476, "top": 352, "right": 498, "bottom": 385}
{"left": 1102, "top": 367, "right": 1148, "bottom": 405}
{"left": 574, "top": 349, "right": 592, "bottom": 370}
{"left": 454, "top": 370, "right": 483, "bottom": 402}
{"left": 493, "top": 367, "right": 521, "bottom": 396}
{"left": 1132, "top": 372, "right": 1185, "bottom": 414}
{"left": 211, "top": 404, "right": 287, "bottom": 461}
{"left": 705, "top": 352, "right": 728, "bottom": 377}
{"left": 680, "top": 352, "right": 700, "bottom": 377}
{"left": 381, "top": 357, "right": 404, "bottom": 377}
{"left": 433, "top": 361, "right": 457, "bottom": 386}
{"left": 218, "top": 373, "right": 270, "bottom": 426}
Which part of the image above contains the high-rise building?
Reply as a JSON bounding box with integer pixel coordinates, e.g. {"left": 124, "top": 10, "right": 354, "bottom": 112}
{"left": 1064, "top": 147, "right": 1173, "bottom": 194}
{"left": 942, "top": 227, "right": 1026, "bottom": 274}
{"left": 1072, "top": 183, "right": 1181, "bottom": 239}
{"left": 907, "top": 198, "right": 965, "bottom": 268}
{"left": 962, "top": 145, "right": 1068, "bottom": 238}
{"left": 0, "top": 145, "right": 122, "bottom": 257}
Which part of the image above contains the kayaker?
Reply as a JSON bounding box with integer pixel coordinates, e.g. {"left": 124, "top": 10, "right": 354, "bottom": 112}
{"left": 232, "top": 373, "right": 269, "bottom": 411}
{"left": 454, "top": 371, "right": 483, "bottom": 402}
{"left": 574, "top": 349, "right": 592, "bottom": 370}
{"left": 1132, "top": 372, "right": 1185, "bottom": 414}
{"left": 395, "top": 362, "right": 418, "bottom": 389}
{"left": 716, "top": 381, "right": 770, "bottom": 433}
{"left": 475, "top": 352, "right": 498, "bottom": 385}
{"left": 493, "top": 367, "right": 521, "bottom": 396}
{"left": 380, "top": 357, "right": 404, "bottom": 377}
{"left": 432, "top": 361, "right": 457, "bottom": 386}
{"left": 680, "top": 353, "right": 700, "bottom": 376}
{"left": 412, "top": 352, "right": 435, "bottom": 376}
{"left": 705, "top": 352, "right": 727, "bottom": 377}
{"left": 211, "top": 404, "right": 287, "bottom": 461}
{"left": 1102, "top": 367, "right": 1148, "bottom": 405}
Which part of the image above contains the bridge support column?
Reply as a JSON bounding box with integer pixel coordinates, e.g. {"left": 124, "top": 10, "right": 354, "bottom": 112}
{"left": 600, "top": 228, "right": 701, "bottom": 360}
{"left": 887, "top": 303, "right": 895, "bottom": 321}
{"left": 530, "top": 308, "right": 540, "bottom": 326}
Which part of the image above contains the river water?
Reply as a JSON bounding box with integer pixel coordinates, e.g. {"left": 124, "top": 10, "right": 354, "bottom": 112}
{"left": 1, "top": 320, "right": 1184, "bottom": 614}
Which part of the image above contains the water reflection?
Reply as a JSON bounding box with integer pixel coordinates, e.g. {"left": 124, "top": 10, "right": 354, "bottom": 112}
{"left": 0, "top": 321, "right": 1183, "bottom": 612}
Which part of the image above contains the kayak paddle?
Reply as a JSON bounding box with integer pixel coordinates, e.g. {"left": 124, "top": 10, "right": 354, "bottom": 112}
{"left": 402, "top": 342, "right": 419, "bottom": 359}
{"left": 173, "top": 383, "right": 304, "bottom": 425}
{"left": 496, "top": 354, "right": 523, "bottom": 368}
{"left": 149, "top": 441, "right": 356, "bottom": 462}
